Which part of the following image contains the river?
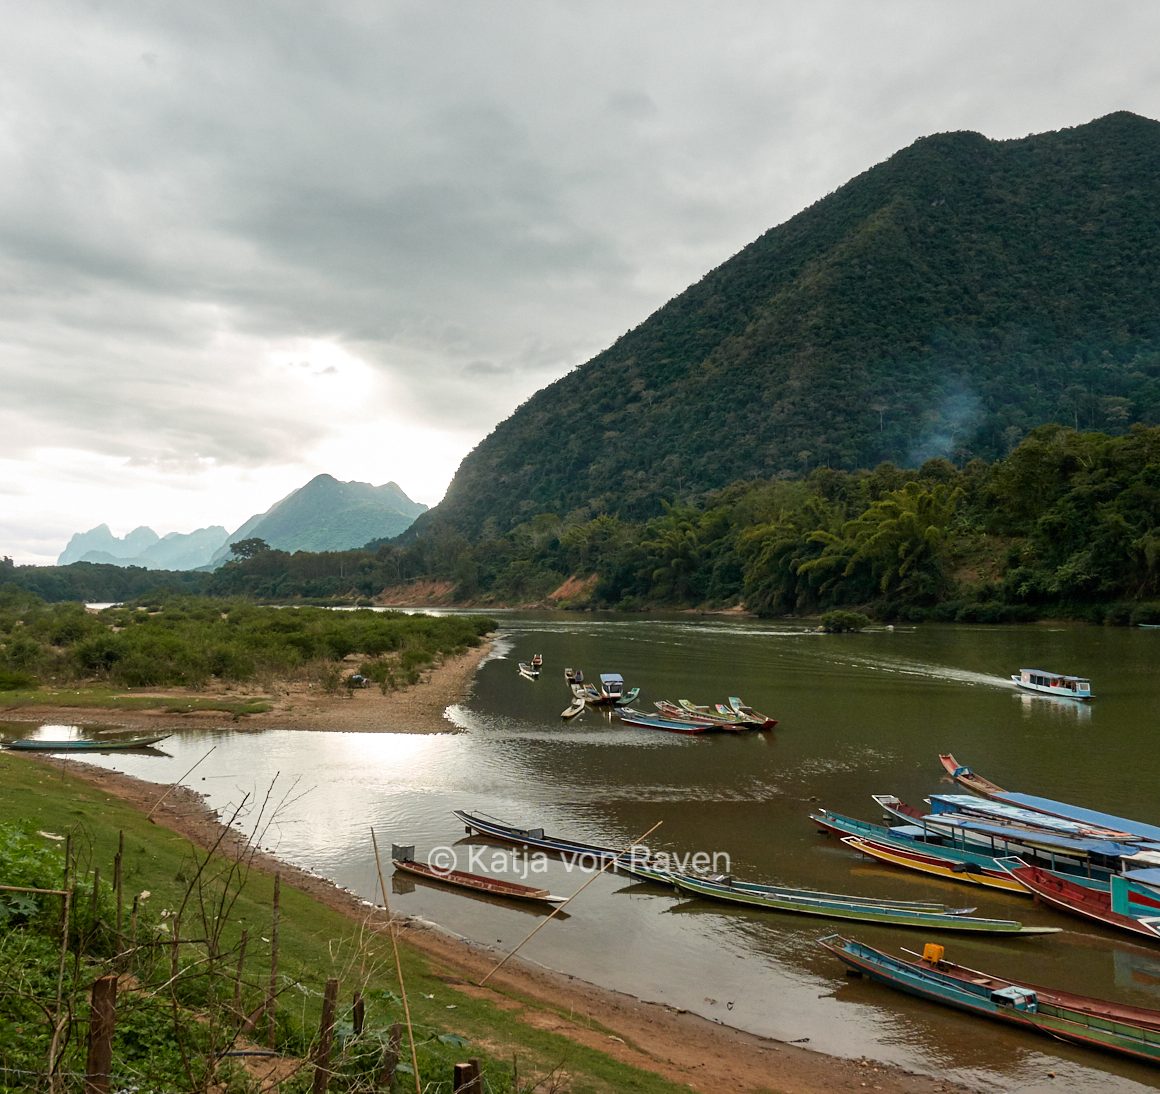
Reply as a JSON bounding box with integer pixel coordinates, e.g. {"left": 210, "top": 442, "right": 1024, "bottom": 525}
{"left": 8, "top": 614, "right": 1160, "bottom": 1092}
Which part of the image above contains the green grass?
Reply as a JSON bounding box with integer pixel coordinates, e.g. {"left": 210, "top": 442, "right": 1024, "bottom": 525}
{"left": 0, "top": 754, "right": 691, "bottom": 1092}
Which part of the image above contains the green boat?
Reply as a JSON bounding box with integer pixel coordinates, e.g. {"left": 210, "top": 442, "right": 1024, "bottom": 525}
{"left": 3, "top": 733, "right": 171, "bottom": 752}
{"left": 670, "top": 873, "right": 1059, "bottom": 934}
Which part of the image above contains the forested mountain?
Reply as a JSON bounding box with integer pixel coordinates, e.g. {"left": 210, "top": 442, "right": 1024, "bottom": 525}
{"left": 413, "top": 111, "right": 1160, "bottom": 542}
{"left": 211, "top": 474, "right": 427, "bottom": 562}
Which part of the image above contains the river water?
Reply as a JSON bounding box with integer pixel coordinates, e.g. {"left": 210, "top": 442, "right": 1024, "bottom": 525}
{"left": 8, "top": 614, "right": 1160, "bottom": 1092}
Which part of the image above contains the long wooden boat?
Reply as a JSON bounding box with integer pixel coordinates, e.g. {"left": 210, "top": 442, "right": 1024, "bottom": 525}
{"left": 614, "top": 708, "right": 714, "bottom": 734}
{"left": 1011, "top": 667, "right": 1094, "bottom": 701}
{"left": 940, "top": 753, "right": 1160, "bottom": 845}
{"left": 669, "top": 872, "right": 1058, "bottom": 934}
{"left": 392, "top": 853, "right": 566, "bottom": 906}
{"left": 517, "top": 661, "right": 540, "bottom": 679}
{"left": 820, "top": 935, "right": 1160, "bottom": 1066}
{"left": 814, "top": 807, "right": 1116, "bottom": 891}
{"left": 725, "top": 696, "right": 778, "bottom": 729}
{"left": 454, "top": 809, "right": 634, "bottom": 867}
{"left": 560, "top": 697, "right": 586, "bottom": 719}
{"left": 840, "top": 835, "right": 1031, "bottom": 894}
{"left": 872, "top": 794, "right": 1160, "bottom": 873}
{"left": 3, "top": 733, "right": 171, "bottom": 752}
{"left": 660, "top": 700, "right": 748, "bottom": 730}
{"left": 998, "top": 858, "right": 1160, "bottom": 940}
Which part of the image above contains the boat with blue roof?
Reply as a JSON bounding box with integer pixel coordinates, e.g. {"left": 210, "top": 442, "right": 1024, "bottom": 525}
{"left": 1011, "top": 667, "right": 1093, "bottom": 700}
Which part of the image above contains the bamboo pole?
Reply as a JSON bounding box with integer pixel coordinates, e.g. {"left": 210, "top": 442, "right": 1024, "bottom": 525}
{"left": 370, "top": 829, "right": 421, "bottom": 1094}
{"left": 478, "top": 820, "right": 661, "bottom": 987}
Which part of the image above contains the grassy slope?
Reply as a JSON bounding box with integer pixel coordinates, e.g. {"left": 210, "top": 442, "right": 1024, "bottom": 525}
{"left": 0, "top": 754, "right": 689, "bottom": 1093}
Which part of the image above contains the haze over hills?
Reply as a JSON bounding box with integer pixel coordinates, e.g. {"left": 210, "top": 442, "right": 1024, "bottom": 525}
{"left": 58, "top": 475, "right": 427, "bottom": 570}
{"left": 411, "top": 111, "right": 1160, "bottom": 543}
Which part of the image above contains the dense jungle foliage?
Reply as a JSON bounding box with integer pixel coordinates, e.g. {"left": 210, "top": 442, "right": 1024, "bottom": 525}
{"left": 5, "top": 424, "right": 1158, "bottom": 624}
{"left": 411, "top": 111, "right": 1160, "bottom": 543}
{"left": 0, "top": 595, "right": 494, "bottom": 691}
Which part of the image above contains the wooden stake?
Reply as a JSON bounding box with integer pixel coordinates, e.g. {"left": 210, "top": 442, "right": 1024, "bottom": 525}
{"left": 267, "top": 873, "right": 281, "bottom": 1047}
{"left": 113, "top": 831, "right": 123, "bottom": 942}
{"left": 352, "top": 990, "right": 365, "bottom": 1035}
{"left": 233, "top": 928, "right": 249, "bottom": 1016}
{"left": 479, "top": 820, "right": 662, "bottom": 987}
{"left": 85, "top": 974, "right": 118, "bottom": 1093}
{"left": 311, "top": 977, "right": 339, "bottom": 1094}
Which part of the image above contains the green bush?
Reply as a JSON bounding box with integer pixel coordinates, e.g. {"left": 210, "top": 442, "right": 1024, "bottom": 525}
{"left": 820, "top": 610, "right": 871, "bottom": 633}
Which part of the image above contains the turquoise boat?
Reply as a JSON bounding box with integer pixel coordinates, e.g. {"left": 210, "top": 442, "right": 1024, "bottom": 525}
{"left": 821, "top": 935, "right": 1160, "bottom": 1066}
{"left": 3, "top": 733, "right": 171, "bottom": 752}
{"left": 670, "top": 873, "right": 1058, "bottom": 934}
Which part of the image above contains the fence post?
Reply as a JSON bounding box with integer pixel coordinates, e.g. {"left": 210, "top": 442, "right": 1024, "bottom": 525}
{"left": 311, "top": 977, "right": 339, "bottom": 1094}
{"left": 375, "top": 1022, "right": 402, "bottom": 1090}
{"left": 85, "top": 974, "right": 118, "bottom": 1093}
{"left": 452, "top": 1057, "right": 482, "bottom": 1093}
{"left": 352, "top": 990, "right": 365, "bottom": 1035}
{"left": 267, "top": 873, "right": 281, "bottom": 1047}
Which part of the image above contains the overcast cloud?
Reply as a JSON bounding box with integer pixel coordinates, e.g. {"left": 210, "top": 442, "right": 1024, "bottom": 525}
{"left": 3, "top": 1, "right": 1160, "bottom": 563}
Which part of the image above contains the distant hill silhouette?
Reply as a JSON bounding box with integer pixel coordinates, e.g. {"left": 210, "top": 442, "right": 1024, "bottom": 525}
{"left": 59, "top": 524, "right": 229, "bottom": 570}
{"left": 59, "top": 476, "right": 427, "bottom": 570}
{"left": 411, "top": 111, "right": 1160, "bottom": 541}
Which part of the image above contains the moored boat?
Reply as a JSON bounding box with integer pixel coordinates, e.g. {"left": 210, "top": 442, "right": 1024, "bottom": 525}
{"left": 1011, "top": 668, "right": 1094, "bottom": 701}
{"left": 453, "top": 810, "right": 639, "bottom": 868}
{"left": 518, "top": 660, "right": 540, "bottom": 679}
{"left": 614, "top": 708, "right": 715, "bottom": 734}
{"left": 670, "top": 872, "right": 1056, "bottom": 933}
{"left": 560, "top": 697, "right": 586, "bottom": 719}
{"left": 819, "top": 935, "right": 1160, "bottom": 1066}
{"left": 939, "top": 753, "right": 1160, "bottom": 844}
{"left": 997, "top": 858, "right": 1160, "bottom": 940}
{"left": 3, "top": 733, "right": 171, "bottom": 752}
{"left": 725, "top": 696, "right": 778, "bottom": 729}
{"left": 391, "top": 846, "right": 565, "bottom": 906}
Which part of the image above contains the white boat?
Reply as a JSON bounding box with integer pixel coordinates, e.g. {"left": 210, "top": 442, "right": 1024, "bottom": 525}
{"left": 1011, "top": 668, "right": 1093, "bottom": 701}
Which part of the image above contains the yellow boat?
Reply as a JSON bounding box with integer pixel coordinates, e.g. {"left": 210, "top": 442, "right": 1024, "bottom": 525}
{"left": 841, "top": 835, "right": 1030, "bottom": 894}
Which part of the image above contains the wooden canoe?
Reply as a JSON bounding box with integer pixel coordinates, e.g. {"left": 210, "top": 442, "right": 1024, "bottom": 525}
{"left": 391, "top": 857, "right": 566, "bottom": 905}
{"left": 3, "top": 733, "right": 171, "bottom": 752}
{"left": 671, "top": 873, "right": 1058, "bottom": 934}
{"left": 821, "top": 935, "right": 1160, "bottom": 1066}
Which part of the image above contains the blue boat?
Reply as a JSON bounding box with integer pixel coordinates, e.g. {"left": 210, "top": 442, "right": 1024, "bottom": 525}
{"left": 614, "top": 708, "right": 715, "bottom": 734}
{"left": 941, "top": 753, "right": 1160, "bottom": 844}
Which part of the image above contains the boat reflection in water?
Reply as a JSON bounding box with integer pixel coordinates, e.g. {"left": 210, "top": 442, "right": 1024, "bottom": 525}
{"left": 1015, "top": 690, "right": 1093, "bottom": 722}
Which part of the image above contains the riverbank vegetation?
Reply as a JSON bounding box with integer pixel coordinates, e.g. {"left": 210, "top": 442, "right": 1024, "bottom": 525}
{"left": 0, "top": 597, "right": 494, "bottom": 694}
{"left": 4, "top": 424, "right": 1160, "bottom": 623}
{"left": 0, "top": 757, "right": 686, "bottom": 1092}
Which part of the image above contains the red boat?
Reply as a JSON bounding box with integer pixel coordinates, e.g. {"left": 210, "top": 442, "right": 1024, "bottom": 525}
{"left": 999, "top": 859, "right": 1160, "bottom": 940}
{"left": 392, "top": 851, "right": 566, "bottom": 907}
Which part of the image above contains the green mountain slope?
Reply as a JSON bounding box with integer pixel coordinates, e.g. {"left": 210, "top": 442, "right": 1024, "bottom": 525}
{"left": 417, "top": 111, "right": 1160, "bottom": 540}
{"left": 213, "top": 474, "right": 427, "bottom": 562}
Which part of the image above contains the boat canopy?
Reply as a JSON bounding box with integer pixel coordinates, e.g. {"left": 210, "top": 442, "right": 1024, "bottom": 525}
{"left": 1121, "top": 868, "right": 1160, "bottom": 890}
{"left": 996, "top": 793, "right": 1160, "bottom": 844}
{"left": 600, "top": 673, "right": 624, "bottom": 684}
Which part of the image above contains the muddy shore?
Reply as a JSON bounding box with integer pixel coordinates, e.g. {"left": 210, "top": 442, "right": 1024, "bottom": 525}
{"left": 11, "top": 643, "right": 971, "bottom": 1093}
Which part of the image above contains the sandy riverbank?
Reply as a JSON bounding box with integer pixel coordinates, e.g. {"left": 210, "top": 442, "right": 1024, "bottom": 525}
{"left": 1, "top": 640, "right": 494, "bottom": 735}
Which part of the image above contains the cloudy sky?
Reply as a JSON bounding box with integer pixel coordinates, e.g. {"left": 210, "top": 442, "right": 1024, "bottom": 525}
{"left": 3, "top": 2, "right": 1159, "bottom": 564}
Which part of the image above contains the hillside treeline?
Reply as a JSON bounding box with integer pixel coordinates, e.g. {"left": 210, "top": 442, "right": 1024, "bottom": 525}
{"left": 4, "top": 424, "right": 1159, "bottom": 622}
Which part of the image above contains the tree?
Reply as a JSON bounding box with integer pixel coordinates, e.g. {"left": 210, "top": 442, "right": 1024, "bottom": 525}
{"left": 228, "top": 538, "right": 272, "bottom": 560}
